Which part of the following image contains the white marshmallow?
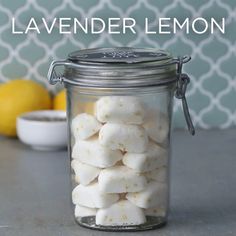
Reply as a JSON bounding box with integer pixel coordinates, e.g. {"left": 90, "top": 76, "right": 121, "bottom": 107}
{"left": 145, "top": 166, "right": 167, "bottom": 183}
{"left": 71, "top": 160, "right": 101, "bottom": 186}
{"left": 95, "top": 96, "right": 145, "bottom": 124}
{"left": 123, "top": 142, "right": 168, "bottom": 172}
{"left": 143, "top": 110, "right": 169, "bottom": 145}
{"left": 99, "top": 123, "right": 148, "bottom": 153}
{"left": 72, "top": 183, "right": 119, "bottom": 208}
{"left": 96, "top": 200, "right": 146, "bottom": 226}
{"left": 74, "top": 205, "right": 97, "bottom": 218}
{"left": 145, "top": 207, "right": 166, "bottom": 217}
{"left": 98, "top": 166, "right": 147, "bottom": 193}
{"left": 72, "top": 137, "right": 123, "bottom": 168}
{"left": 71, "top": 113, "right": 102, "bottom": 140}
{"left": 126, "top": 181, "right": 167, "bottom": 209}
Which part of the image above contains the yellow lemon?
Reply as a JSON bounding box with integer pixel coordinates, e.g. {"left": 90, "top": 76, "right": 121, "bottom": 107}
{"left": 53, "top": 89, "right": 95, "bottom": 115}
{"left": 84, "top": 102, "right": 95, "bottom": 114}
{"left": 0, "top": 79, "right": 52, "bottom": 137}
{"left": 53, "top": 89, "right": 66, "bottom": 110}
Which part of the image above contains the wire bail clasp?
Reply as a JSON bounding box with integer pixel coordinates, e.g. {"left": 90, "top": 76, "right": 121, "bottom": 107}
{"left": 175, "top": 56, "right": 195, "bottom": 135}
{"left": 47, "top": 60, "right": 70, "bottom": 85}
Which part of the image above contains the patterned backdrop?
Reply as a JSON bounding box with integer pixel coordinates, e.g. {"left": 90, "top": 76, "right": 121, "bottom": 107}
{"left": 0, "top": 0, "right": 235, "bottom": 129}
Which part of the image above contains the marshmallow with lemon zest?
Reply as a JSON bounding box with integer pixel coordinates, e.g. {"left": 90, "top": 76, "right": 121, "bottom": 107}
{"left": 96, "top": 200, "right": 146, "bottom": 226}
{"left": 72, "top": 182, "right": 119, "bottom": 208}
{"left": 123, "top": 141, "right": 168, "bottom": 172}
{"left": 72, "top": 137, "right": 123, "bottom": 168}
{"left": 95, "top": 96, "right": 145, "bottom": 124}
{"left": 71, "top": 113, "right": 102, "bottom": 140}
{"left": 99, "top": 123, "right": 148, "bottom": 153}
{"left": 71, "top": 160, "right": 101, "bottom": 185}
{"left": 98, "top": 166, "right": 147, "bottom": 193}
{"left": 126, "top": 181, "right": 167, "bottom": 209}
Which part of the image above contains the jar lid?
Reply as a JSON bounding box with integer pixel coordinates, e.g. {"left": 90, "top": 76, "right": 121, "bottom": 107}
{"left": 62, "top": 47, "right": 179, "bottom": 88}
{"left": 47, "top": 47, "right": 190, "bottom": 88}
{"left": 68, "top": 47, "right": 172, "bottom": 64}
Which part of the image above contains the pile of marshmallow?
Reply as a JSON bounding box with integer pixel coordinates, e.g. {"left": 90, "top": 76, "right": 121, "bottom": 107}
{"left": 71, "top": 96, "right": 169, "bottom": 226}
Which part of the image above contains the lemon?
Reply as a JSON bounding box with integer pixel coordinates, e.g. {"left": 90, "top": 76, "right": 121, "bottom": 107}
{"left": 53, "top": 89, "right": 94, "bottom": 114}
{"left": 0, "top": 79, "right": 52, "bottom": 137}
{"left": 84, "top": 102, "right": 95, "bottom": 114}
{"left": 53, "top": 89, "right": 66, "bottom": 110}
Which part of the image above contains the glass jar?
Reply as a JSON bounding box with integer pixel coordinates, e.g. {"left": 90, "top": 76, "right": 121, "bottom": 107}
{"left": 47, "top": 47, "right": 194, "bottom": 231}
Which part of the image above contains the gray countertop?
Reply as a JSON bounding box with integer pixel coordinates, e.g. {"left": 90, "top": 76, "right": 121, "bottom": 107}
{"left": 0, "top": 129, "right": 236, "bottom": 236}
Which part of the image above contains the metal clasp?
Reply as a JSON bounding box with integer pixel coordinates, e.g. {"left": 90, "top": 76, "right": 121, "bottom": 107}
{"left": 175, "top": 56, "right": 195, "bottom": 135}
{"left": 47, "top": 60, "right": 73, "bottom": 85}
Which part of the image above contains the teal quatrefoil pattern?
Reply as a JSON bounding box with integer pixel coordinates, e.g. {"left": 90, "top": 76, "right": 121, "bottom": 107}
{"left": 0, "top": 0, "right": 235, "bottom": 129}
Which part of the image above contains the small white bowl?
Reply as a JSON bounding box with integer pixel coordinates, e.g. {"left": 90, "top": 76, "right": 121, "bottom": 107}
{"left": 17, "top": 110, "right": 68, "bottom": 151}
